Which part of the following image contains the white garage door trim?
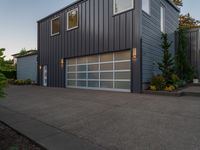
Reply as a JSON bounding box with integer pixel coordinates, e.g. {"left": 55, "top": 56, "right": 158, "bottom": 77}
{"left": 65, "top": 51, "right": 131, "bottom": 92}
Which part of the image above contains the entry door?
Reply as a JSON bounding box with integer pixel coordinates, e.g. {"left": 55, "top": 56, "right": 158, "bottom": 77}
{"left": 43, "top": 65, "right": 47, "bottom": 86}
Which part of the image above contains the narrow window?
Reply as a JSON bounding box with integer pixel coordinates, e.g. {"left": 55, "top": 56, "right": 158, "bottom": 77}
{"left": 160, "top": 6, "right": 165, "bottom": 32}
{"left": 67, "top": 8, "right": 78, "bottom": 31}
{"left": 142, "top": 0, "right": 150, "bottom": 14}
{"left": 113, "top": 0, "right": 134, "bottom": 15}
{"left": 51, "top": 17, "right": 60, "bottom": 36}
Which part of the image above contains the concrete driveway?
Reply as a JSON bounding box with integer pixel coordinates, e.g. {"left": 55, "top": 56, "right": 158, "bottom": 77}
{"left": 0, "top": 85, "right": 200, "bottom": 150}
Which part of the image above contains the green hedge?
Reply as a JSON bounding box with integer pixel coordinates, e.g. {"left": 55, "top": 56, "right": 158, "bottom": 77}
{"left": 0, "top": 70, "right": 16, "bottom": 79}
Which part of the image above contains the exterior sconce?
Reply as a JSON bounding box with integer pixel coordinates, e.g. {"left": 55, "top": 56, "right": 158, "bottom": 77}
{"left": 132, "top": 48, "right": 137, "bottom": 60}
{"left": 60, "top": 59, "right": 64, "bottom": 68}
{"left": 39, "top": 65, "right": 42, "bottom": 70}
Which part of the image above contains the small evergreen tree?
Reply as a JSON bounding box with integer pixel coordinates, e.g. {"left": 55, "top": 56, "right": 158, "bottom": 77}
{"left": 0, "top": 48, "right": 7, "bottom": 97}
{"left": 158, "top": 33, "right": 174, "bottom": 84}
{"left": 175, "top": 28, "right": 194, "bottom": 81}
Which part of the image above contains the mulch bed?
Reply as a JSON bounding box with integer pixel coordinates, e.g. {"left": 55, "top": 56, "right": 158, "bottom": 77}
{"left": 0, "top": 121, "right": 45, "bottom": 150}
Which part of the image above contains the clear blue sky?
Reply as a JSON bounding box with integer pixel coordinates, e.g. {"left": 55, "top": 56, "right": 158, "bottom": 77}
{"left": 0, "top": 0, "right": 199, "bottom": 59}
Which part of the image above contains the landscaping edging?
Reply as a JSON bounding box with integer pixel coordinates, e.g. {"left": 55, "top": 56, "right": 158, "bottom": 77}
{"left": 143, "top": 90, "right": 184, "bottom": 97}
{"left": 143, "top": 85, "right": 200, "bottom": 97}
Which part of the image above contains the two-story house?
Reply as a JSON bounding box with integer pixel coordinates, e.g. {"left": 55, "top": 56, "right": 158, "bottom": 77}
{"left": 37, "top": 0, "right": 179, "bottom": 93}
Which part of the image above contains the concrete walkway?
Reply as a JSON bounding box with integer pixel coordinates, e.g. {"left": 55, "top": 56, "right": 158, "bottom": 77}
{"left": 181, "top": 85, "right": 200, "bottom": 96}
{"left": 0, "top": 85, "right": 200, "bottom": 150}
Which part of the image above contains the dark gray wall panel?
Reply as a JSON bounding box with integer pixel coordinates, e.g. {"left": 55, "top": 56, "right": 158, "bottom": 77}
{"left": 38, "top": 0, "right": 141, "bottom": 89}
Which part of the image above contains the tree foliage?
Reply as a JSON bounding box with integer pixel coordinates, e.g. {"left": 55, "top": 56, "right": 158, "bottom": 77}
{"left": 158, "top": 33, "right": 174, "bottom": 84}
{"left": 179, "top": 13, "right": 200, "bottom": 29}
{"left": 0, "top": 48, "right": 7, "bottom": 97}
{"left": 0, "top": 48, "right": 5, "bottom": 67}
{"left": 173, "top": 0, "right": 183, "bottom": 7}
{"left": 19, "top": 48, "right": 28, "bottom": 56}
{"left": 175, "top": 28, "right": 194, "bottom": 81}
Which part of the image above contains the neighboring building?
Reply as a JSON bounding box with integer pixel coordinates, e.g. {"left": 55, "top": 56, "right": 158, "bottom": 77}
{"left": 37, "top": 0, "right": 179, "bottom": 93}
{"left": 12, "top": 50, "right": 37, "bottom": 65}
{"left": 13, "top": 51, "right": 38, "bottom": 83}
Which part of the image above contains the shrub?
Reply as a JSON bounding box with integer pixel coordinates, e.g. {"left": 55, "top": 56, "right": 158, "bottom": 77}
{"left": 25, "top": 79, "right": 32, "bottom": 85}
{"left": 150, "top": 75, "right": 166, "bottom": 91}
{"left": 11, "top": 79, "right": 32, "bottom": 86}
{"left": 164, "top": 85, "right": 176, "bottom": 92}
{"left": 150, "top": 85, "right": 157, "bottom": 91}
{"left": 0, "top": 73, "right": 7, "bottom": 97}
{"left": 0, "top": 70, "right": 16, "bottom": 79}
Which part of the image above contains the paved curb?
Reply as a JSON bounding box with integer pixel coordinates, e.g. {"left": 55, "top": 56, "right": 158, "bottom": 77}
{"left": 0, "top": 106, "right": 106, "bottom": 150}
{"left": 143, "top": 90, "right": 184, "bottom": 97}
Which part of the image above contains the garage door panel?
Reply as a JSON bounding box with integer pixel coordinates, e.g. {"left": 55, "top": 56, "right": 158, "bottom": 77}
{"left": 88, "top": 81, "right": 99, "bottom": 87}
{"left": 115, "top": 72, "right": 130, "bottom": 80}
{"left": 66, "top": 50, "right": 131, "bottom": 91}
{"left": 115, "top": 81, "right": 130, "bottom": 89}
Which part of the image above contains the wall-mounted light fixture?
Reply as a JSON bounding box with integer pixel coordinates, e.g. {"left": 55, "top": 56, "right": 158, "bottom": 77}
{"left": 60, "top": 58, "right": 64, "bottom": 68}
{"left": 132, "top": 48, "right": 137, "bottom": 60}
{"left": 39, "top": 65, "right": 42, "bottom": 70}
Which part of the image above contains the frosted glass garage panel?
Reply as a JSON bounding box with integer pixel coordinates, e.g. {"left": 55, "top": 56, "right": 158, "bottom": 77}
{"left": 68, "top": 59, "right": 76, "bottom": 65}
{"left": 88, "top": 73, "right": 99, "bottom": 79}
{"left": 88, "top": 81, "right": 99, "bottom": 87}
{"left": 115, "top": 72, "right": 130, "bottom": 80}
{"left": 88, "top": 64, "right": 99, "bottom": 71}
{"left": 100, "top": 53, "right": 113, "bottom": 62}
{"left": 100, "top": 81, "right": 113, "bottom": 88}
{"left": 77, "top": 57, "right": 87, "bottom": 64}
{"left": 88, "top": 55, "right": 99, "bottom": 63}
{"left": 67, "top": 80, "right": 76, "bottom": 86}
{"left": 68, "top": 66, "right": 76, "bottom": 72}
{"left": 77, "top": 65, "right": 86, "bottom": 72}
{"left": 77, "top": 73, "right": 86, "bottom": 79}
{"left": 100, "top": 63, "right": 113, "bottom": 70}
{"left": 115, "top": 51, "right": 130, "bottom": 61}
{"left": 100, "top": 72, "right": 113, "bottom": 79}
{"left": 115, "top": 81, "right": 130, "bottom": 89}
{"left": 77, "top": 80, "right": 86, "bottom": 87}
{"left": 115, "top": 62, "right": 130, "bottom": 70}
{"left": 67, "top": 73, "right": 76, "bottom": 79}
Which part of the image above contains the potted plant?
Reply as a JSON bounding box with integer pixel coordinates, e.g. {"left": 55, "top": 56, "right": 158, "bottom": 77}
{"left": 193, "top": 71, "right": 199, "bottom": 84}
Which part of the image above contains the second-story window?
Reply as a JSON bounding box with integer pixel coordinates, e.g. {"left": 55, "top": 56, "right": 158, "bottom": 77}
{"left": 113, "top": 0, "right": 134, "bottom": 15}
{"left": 160, "top": 5, "right": 165, "bottom": 32}
{"left": 142, "top": 0, "right": 150, "bottom": 15}
{"left": 67, "top": 8, "right": 79, "bottom": 31}
{"left": 51, "top": 17, "right": 60, "bottom": 36}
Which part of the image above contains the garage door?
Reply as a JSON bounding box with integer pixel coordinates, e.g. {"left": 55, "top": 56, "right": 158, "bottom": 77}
{"left": 66, "top": 50, "right": 131, "bottom": 92}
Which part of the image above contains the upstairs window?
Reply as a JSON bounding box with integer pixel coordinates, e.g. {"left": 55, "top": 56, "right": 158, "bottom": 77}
{"left": 67, "top": 8, "right": 79, "bottom": 31}
{"left": 113, "top": 0, "right": 134, "bottom": 15}
{"left": 160, "top": 5, "right": 165, "bottom": 32}
{"left": 142, "top": 0, "right": 150, "bottom": 15}
{"left": 51, "top": 17, "right": 60, "bottom": 36}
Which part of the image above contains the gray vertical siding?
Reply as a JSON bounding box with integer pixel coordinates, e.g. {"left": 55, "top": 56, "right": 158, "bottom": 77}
{"left": 38, "top": 0, "right": 141, "bottom": 90}
{"left": 142, "top": 0, "right": 179, "bottom": 85}
{"left": 17, "top": 55, "right": 38, "bottom": 83}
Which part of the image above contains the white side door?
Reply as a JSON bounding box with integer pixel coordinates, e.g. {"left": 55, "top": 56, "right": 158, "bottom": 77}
{"left": 43, "top": 65, "right": 47, "bottom": 86}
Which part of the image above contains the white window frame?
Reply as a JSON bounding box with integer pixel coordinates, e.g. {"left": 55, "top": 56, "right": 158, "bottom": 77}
{"left": 51, "top": 16, "right": 60, "bottom": 36}
{"left": 67, "top": 8, "right": 79, "bottom": 31}
{"left": 160, "top": 5, "right": 165, "bottom": 33}
{"left": 142, "top": 0, "right": 151, "bottom": 15}
{"left": 113, "top": 0, "right": 134, "bottom": 15}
